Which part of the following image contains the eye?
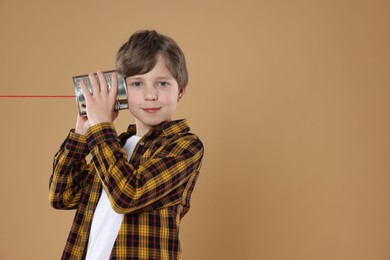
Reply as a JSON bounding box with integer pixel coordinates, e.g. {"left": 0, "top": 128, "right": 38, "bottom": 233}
{"left": 130, "top": 81, "right": 142, "bottom": 87}
{"left": 157, "top": 81, "right": 169, "bottom": 87}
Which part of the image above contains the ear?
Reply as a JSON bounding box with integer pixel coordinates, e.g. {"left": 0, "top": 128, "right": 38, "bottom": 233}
{"left": 177, "top": 89, "right": 185, "bottom": 101}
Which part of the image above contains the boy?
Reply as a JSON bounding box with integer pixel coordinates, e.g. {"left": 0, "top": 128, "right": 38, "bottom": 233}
{"left": 49, "top": 30, "right": 204, "bottom": 259}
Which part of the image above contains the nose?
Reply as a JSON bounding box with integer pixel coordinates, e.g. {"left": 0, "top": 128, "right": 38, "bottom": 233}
{"left": 144, "top": 85, "right": 158, "bottom": 101}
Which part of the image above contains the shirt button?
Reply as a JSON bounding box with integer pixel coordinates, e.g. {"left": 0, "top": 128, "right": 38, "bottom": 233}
{"left": 140, "top": 142, "right": 145, "bottom": 146}
{"left": 88, "top": 210, "right": 93, "bottom": 214}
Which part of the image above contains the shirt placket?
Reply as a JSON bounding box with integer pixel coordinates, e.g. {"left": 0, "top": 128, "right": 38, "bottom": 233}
{"left": 79, "top": 174, "right": 102, "bottom": 257}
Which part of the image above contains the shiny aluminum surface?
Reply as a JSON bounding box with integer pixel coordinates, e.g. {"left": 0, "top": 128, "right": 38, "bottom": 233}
{"left": 73, "top": 70, "right": 128, "bottom": 116}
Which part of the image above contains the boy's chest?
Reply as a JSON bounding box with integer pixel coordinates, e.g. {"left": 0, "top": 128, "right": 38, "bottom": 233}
{"left": 127, "top": 137, "right": 166, "bottom": 167}
{"left": 83, "top": 138, "right": 164, "bottom": 204}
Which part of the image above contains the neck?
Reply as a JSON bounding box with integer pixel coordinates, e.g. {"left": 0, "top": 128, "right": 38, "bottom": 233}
{"left": 135, "top": 121, "right": 151, "bottom": 137}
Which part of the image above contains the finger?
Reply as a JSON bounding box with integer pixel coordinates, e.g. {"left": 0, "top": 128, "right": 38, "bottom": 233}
{"left": 89, "top": 72, "right": 100, "bottom": 95}
{"left": 97, "top": 71, "right": 108, "bottom": 95}
{"left": 79, "top": 79, "right": 91, "bottom": 99}
{"left": 110, "top": 72, "right": 118, "bottom": 98}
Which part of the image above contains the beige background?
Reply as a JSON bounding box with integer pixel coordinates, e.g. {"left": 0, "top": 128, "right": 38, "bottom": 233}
{"left": 1, "top": 0, "right": 390, "bottom": 259}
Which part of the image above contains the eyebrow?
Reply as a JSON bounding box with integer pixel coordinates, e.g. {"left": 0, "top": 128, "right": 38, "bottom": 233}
{"left": 155, "top": 76, "right": 174, "bottom": 80}
{"left": 127, "top": 76, "right": 174, "bottom": 81}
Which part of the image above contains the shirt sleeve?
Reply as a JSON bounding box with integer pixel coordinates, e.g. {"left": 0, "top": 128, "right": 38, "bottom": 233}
{"left": 49, "top": 130, "right": 90, "bottom": 210}
{"left": 85, "top": 122, "right": 204, "bottom": 214}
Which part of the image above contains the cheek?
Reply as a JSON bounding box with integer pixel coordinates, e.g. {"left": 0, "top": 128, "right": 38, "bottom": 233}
{"left": 161, "top": 95, "right": 178, "bottom": 106}
{"left": 161, "top": 89, "right": 180, "bottom": 103}
{"left": 127, "top": 94, "right": 140, "bottom": 109}
{"left": 127, "top": 91, "right": 140, "bottom": 101}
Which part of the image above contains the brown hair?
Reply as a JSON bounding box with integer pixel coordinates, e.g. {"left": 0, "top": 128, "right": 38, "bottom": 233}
{"left": 116, "top": 30, "right": 189, "bottom": 90}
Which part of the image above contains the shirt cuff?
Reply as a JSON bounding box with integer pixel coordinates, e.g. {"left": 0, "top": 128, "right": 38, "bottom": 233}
{"left": 64, "top": 130, "right": 89, "bottom": 155}
{"left": 85, "top": 122, "right": 119, "bottom": 150}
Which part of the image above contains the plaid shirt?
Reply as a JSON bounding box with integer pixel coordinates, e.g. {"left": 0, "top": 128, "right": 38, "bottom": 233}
{"left": 49, "top": 119, "right": 204, "bottom": 259}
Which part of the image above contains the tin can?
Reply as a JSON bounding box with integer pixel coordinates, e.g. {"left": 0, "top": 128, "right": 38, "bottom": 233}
{"left": 72, "top": 70, "right": 128, "bottom": 116}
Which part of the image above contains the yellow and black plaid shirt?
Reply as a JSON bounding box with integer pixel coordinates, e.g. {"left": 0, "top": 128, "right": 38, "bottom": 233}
{"left": 49, "top": 119, "right": 204, "bottom": 259}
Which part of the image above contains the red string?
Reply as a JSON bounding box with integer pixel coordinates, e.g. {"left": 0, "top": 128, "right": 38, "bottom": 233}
{"left": 0, "top": 95, "right": 75, "bottom": 98}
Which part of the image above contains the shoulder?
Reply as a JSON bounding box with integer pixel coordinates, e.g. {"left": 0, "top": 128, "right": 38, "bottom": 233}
{"left": 169, "top": 132, "right": 204, "bottom": 156}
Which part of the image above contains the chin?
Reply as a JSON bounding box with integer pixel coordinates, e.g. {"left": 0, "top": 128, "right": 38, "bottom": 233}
{"left": 141, "top": 117, "right": 167, "bottom": 127}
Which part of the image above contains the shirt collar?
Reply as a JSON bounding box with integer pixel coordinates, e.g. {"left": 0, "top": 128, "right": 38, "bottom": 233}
{"left": 119, "top": 119, "right": 190, "bottom": 145}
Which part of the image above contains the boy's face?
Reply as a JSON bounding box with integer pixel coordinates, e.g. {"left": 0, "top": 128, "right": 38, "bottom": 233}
{"left": 125, "top": 54, "right": 183, "bottom": 136}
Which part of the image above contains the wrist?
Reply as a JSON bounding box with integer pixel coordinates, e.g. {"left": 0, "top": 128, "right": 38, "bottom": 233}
{"left": 89, "top": 117, "right": 113, "bottom": 127}
{"left": 85, "top": 122, "right": 117, "bottom": 150}
{"left": 74, "top": 128, "right": 86, "bottom": 136}
{"left": 66, "top": 130, "right": 89, "bottom": 155}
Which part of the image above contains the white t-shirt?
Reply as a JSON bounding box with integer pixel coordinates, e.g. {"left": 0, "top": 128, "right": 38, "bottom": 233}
{"left": 85, "top": 135, "right": 141, "bottom": 260}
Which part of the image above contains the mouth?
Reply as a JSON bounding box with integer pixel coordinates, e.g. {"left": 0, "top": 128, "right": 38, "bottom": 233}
{"left": 142, "top": 107, "right": 161, "bottom": 113}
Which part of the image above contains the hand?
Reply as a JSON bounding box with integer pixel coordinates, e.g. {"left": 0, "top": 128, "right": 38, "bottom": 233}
{"left": 75, "top": 114, "right": 90, "bottom": 136}
{"left": 78, "top": 71, "right": 119, "bottom": 127}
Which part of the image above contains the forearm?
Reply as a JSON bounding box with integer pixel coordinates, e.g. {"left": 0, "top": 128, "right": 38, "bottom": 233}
{"left": 86, "top": 123, "right": 204, "bottom": 213}
{"left": 49, "top": 130, "right": 90, "bottom": 209}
